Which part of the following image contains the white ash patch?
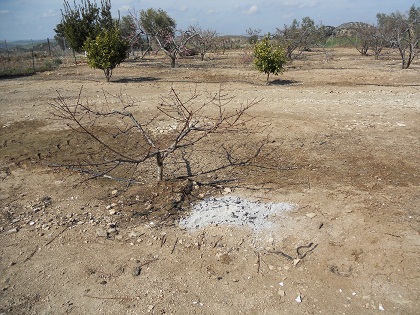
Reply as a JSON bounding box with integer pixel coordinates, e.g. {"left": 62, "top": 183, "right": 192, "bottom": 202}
{"left": 179, "top": 196, "right": 295, "bottom": 231}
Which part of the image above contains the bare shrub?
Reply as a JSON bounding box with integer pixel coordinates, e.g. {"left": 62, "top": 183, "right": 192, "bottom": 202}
{"left": 49, "top": 86, "right": 267, "bottom": 186}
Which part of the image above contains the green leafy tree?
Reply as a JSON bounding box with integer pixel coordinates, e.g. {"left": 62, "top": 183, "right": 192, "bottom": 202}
{"left": 54, "top": 22, "right": 67, "bottom": 50}
{"left": 56, "top": 0, "right": 113, "bottom": 53}
{"left": 253, "top": 35, "right": 287, "bottom": 84}
{"left": 84, "top": 26, "right": 130, "bottom": 81}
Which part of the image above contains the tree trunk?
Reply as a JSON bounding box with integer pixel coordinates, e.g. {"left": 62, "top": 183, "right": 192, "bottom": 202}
{"left": 156, "top": 152, "right": 164, "bottom": 181}
{"left": 201, "top": 53, "right": 205, "bottom": 61}
{"left": 170, "top": 56, "right": 176, "bottom": 68}
{"left": 104, "top": 68, "right": 111, "bottom": 82}
{"left": 266, "top": 73, "right": 270, "bottom": 85}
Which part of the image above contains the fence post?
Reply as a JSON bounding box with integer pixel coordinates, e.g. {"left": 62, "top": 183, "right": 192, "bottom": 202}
{"left": 31, "top": 39, "right": 35, "bottom": 73}
{"left": 4, "top": 40, "right": 10, "bottom": 59}
{"left": 47, "top": 38, "right": 51, "bottom": 56}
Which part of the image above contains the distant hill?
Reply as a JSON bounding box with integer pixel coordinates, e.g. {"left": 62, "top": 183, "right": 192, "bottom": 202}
{"left": 334, "top": 22, "right": 374, "bottom": 36}
{"left": 0, "top": 39, "right": 49, "bottom": 49}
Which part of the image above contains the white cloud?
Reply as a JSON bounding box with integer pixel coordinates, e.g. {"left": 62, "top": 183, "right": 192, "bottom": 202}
{"left": 282, "top": 0, "right": 319, "bottom": 8}
{"left": 0, "top": 10, "right": 10, "bottom": 15}
{"left": 119, "top": 5, "right": 131, "bottom": 12}
{"left": 244, "top": 5, "right": 258, "bottom": 15}
{"left": 180, "top": 5, "right": 188, "bottom": 12}
{"left": 42, "top": 9, "right": 58, "bottom": 18}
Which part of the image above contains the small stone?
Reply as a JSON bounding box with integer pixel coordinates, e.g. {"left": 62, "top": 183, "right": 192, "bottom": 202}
{"left": 7, "top": 227, "right": 19, "bottom": 234}
{"left": 223, "top": 187, "right": 232, "bottom": 193}
{"left": 268, "top": 265, "right": 275, "bottom": 270}
{"left": 132, "top": 266, "right": 142, "bottom": 276}
{"left": 111, "top": 190, "right": 118, "bottom": 195}
{"left": 107, "top": 228, "right": 118, "bottom": 235}
{"left": 128, "top": 231, "right": 138, "bottom": 238}
{"left": 29, "top": 221, "right": 35, "bottom": 226}
{"left": 293, "top": 259, "right": 301, "bottom": 266}
{"left": 96, "top": 229, "right": 107, "bottom": 237}
{"left": 306, "top": 212, "right": 317, "bottom": 218}
{"left": 378, "top": 304, "right": 384, "bottom": 311}
{"left": 295, "top": 295, "right": 302, "bottom": 303}
{"left": 277, "top": 289, "right": 286, "bottom": 297}
{"left": 109, "top": 209, "right": 116, "bottom": 215}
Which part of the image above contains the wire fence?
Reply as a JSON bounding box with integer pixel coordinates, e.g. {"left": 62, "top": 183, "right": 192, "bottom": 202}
{"left": 0, "top": 38, "right": 82, "bottom": 76}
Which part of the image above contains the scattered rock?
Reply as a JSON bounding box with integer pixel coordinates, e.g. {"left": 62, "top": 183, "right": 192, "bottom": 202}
{"left": 7, "top": 227, "right": 19, "bottom": 234}
{"left": 277, "top": 289, "right": 286, "bottom": 297}
{"left": 132, "top": 266, "right": 142, "bottom": 276}
{"left": 96, "top": 229, "right": 107, "bottom": 238}
{"left": 306, "top": 212, "right": 317, "bottom": 218}
{"left": 295, "top": 294, "right": 302, "bottom": 303}
{"left": 107, "top": 228, "right": 118, "bottom": 235}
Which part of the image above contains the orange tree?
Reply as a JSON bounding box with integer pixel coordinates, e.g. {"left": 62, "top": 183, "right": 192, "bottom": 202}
{"left": 84, "top": 25, "right": 130, "bottom": 82}
{"left": 253, "top": 34, "right": 287, "bottom": 84}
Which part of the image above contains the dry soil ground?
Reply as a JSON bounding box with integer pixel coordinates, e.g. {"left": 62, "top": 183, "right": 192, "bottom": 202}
{"left": 0, "top": 48, "right": 419, "bottom": 314}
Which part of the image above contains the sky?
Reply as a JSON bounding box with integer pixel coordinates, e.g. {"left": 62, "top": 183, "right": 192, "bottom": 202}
{"left": 0, "top": 0, "right": 418, "bottom": 41}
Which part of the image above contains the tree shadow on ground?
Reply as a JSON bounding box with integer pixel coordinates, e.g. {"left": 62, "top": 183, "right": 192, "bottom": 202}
{"left": 0, "top": 72, "right": 37, "bottom": 80}
{"left": 269, "top": 79, "right": 299, "bottom": 86}
{"left": 114, "top": 77, "right": 160, "bottom": 83}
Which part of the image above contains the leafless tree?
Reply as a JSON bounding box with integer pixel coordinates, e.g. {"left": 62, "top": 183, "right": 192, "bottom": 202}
{"left": 154, "top": 29, "right": 199, "bottom": 67}
{"left": 49, "top": 86, "right": 267, "bottom": 184}
{"left": 275, "top": 17, "right": 324, "bottom": 61}
{"left": 338, "top": 22, "right": 376, "bottom": 56}
{"left": 246, "top": 28, "right": 261, "bottom": 45}
{"left": 188, "top": 26, "right": 217, "bottom": 61}
{"left": 377, "top": 5, "right": 420, "bottom": 69}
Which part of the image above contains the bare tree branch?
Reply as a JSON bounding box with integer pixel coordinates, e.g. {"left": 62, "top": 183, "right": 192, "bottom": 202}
{"left": 49, "top": 86, "right": 267, "bottom": 183}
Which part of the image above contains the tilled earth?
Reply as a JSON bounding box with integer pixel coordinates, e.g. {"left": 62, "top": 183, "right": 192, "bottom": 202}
{"left": 0, "top": 49, "right": 419, "bottom": 314}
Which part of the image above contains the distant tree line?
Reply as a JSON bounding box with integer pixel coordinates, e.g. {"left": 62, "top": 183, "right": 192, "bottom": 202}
{"left": 266, "top": 5, "right": 419, "bottom": 69}
{"left": 54, "top": 0, "right": 419, "bottom": 82}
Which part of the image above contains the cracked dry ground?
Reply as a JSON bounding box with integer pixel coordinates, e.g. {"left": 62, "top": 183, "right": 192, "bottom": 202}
{"left": 0, "top": 48, "right": 419, "bottom": 314}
